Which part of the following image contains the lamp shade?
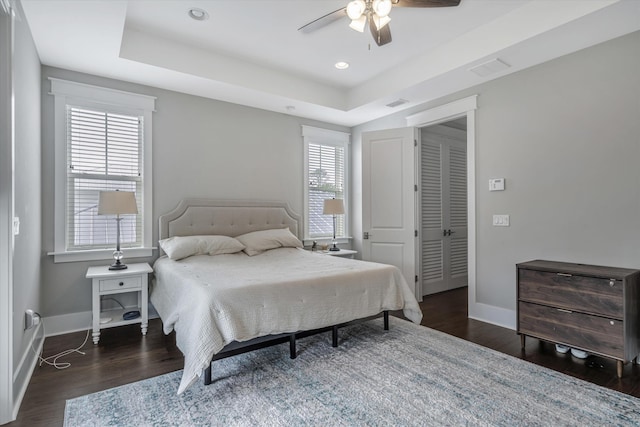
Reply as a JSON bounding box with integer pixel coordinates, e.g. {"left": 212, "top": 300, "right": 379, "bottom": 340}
{"left": 98, "top": 191, "right": 138, "bottom": 215}
{"left": 323, "top": 198, "right": 345, "bottom": 215}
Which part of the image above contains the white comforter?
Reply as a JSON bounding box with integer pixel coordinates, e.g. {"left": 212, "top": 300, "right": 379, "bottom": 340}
{"left": 151, "top": 247, "right": 422, "bottom": 394}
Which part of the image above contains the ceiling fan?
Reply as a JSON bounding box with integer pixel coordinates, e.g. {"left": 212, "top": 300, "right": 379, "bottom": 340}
{"left": 298, "top": 0, "right": 461, "bottom": 47}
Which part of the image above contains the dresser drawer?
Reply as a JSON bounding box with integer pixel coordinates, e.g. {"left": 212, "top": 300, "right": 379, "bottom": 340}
{"left": 518, "top": 301, "right": 624, "bottom": 359}
{"left": 518, "top": 268, "right": 623, "bottom": 318}
{"left": 99, "top": 276, "right": 142, "bottom": 292}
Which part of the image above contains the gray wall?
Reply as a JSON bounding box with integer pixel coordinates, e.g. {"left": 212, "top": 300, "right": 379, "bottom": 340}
{"left": 352, "top": 31, "right": 640, "bottom": 315}
{"left": 40, "top": 66, "right": 349, "bottom": 320}
{"left": 13, "top": 1, "right": 41, "bottom": 374}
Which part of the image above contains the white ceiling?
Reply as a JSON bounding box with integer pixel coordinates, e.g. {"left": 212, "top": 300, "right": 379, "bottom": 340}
{"left": 20, "top": 0, "right": 640, "bottom": 126}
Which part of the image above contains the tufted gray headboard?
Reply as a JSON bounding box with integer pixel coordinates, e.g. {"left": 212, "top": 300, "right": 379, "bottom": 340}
{"left": 158, "top": 199, "right": 302, "bottom": 255}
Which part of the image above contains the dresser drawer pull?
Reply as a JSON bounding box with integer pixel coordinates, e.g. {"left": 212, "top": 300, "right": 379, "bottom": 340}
{"left": 609, "top": 279, "right": 615, "bottom": 287}
{"left": 119, "top": 282, "right": 124, "bottom": 287}
{"left": 556, "top": 273, "right": 572, "bottom": 277}
{"left": 610, "top": 320, "right": 615, "bottom": 326}
{"left": 556, "top": 308, "right": 573, "bottom": 314}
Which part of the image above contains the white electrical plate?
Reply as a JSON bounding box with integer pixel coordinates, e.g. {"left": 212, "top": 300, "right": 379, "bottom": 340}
{"left": 489, "top": 178, "right": 505, "bottom": 191}
{"left": 493, "top": 214, "right": 510, "bottom": 226}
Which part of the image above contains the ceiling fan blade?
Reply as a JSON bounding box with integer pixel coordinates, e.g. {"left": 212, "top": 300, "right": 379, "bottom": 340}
{"left": 298, "top": 7, "right": 347, "bottom": 33}
{"left": 370, "top": 23, "right": 392, "bottom": 47}
{"left": 391, "top": 0, "right": 461, "bottom": 7}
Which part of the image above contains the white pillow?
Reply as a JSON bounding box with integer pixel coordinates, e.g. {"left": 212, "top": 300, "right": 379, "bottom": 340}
{"left": 159, "top": 235, "right": 245, "bottom": 260}
{"left": 235, "top": 228, "right": 302, "bottom": 256}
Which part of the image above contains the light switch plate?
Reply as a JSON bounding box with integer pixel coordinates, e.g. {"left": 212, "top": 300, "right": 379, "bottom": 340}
{"left": 493, "top": 214, "right": 510, "bottom": 226}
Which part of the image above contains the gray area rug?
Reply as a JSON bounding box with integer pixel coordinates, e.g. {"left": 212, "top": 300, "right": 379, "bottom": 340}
{"left": 65, "top": 317, "right": 640, "bottom": 426}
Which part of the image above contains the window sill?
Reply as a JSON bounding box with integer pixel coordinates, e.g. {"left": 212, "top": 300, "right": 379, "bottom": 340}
{"left": 47, "top": 247, "right": 155, "bottom": 263}
{"left": 302, "top": 237, "right": 352, "bottom": 247}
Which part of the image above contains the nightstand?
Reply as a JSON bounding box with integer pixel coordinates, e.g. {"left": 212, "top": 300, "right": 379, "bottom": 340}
{"left": 317, "top": 249, "right": 357, "bottom": 259}
{"left": 86, "top": 262, "right": 153, "bottom": 345}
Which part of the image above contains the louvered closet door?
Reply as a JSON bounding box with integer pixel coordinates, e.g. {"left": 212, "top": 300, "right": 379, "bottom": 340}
{"left": 421, "top": 124, "right": 467, "bottom": 296}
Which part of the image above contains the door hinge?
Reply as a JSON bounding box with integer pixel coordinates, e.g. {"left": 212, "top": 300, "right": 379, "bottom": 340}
{"left": 415, "top": 275, "right": 418, "bottom": 283}
{"left": 414, "top": 184, "right": 418, "bottom": 192}
{"left": 414, "top": 230, "right": 418, "bottom": 237}
{"left": 363, "top": 231, "right": 369, "bottom": 240}
{"left": 414, "top": 139, "right": 418, "bottom": 147}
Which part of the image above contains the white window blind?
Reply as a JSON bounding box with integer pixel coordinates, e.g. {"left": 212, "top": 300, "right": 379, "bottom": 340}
{"left": 308, "top": 142, "right": 345, "bottom": 238}
{"left": 66, "top": 106, "right": 142, "bottom": 251}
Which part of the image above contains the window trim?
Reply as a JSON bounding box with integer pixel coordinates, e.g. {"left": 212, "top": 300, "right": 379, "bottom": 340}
{"left": 48, "top": 78, "right": 156, "bottom": 263}
{"left": 302, "top": 125, "right": 350, "bottom": 243}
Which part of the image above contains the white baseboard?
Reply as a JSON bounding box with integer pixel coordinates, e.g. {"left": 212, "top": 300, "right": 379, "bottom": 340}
{"left": 468, "top": 301, "right": 516, "bottom": 330}
{"left": 12, "top": 323, "right": 44, "bottom": 421}
{"left": 42, "top": 311, "right": 92, "bottom": 337}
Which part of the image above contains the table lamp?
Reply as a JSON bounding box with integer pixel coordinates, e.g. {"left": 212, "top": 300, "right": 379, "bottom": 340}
{"left": 98, "top": 190, "right": 138, "bottom": 270}
{"left": 323, "top": 198, "right": 344, "bottom": 251}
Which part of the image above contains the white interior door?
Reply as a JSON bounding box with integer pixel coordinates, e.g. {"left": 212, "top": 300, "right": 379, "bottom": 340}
{"left": 421, "top": 124, "right": 467, "bottom": 296}
{"left": 362, "top": 127, "right": 417, "bottom": 296}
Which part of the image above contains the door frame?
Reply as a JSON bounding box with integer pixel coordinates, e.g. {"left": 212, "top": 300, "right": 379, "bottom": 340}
{"left": 0, "top": 0, "right": 14, "bottom": 422}
{"left": 406, "top": 95, "right": 477, "bottom": 308}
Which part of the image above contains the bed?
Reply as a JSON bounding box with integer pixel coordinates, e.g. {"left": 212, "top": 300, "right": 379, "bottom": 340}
{"left": 150, "top": 199, "right": 422, "bottom": 394}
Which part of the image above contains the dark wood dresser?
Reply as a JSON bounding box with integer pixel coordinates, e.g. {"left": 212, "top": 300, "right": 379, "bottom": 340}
{"left": 517, "top": 259, "right": 640, "bottom": 377}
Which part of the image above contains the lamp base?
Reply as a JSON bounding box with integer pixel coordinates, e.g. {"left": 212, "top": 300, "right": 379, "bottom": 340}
{"left": 109, "top": 248, "right": 127, "bottom": 270}
{"left": 109, "top": 261, "right": 128, "bottom": 271}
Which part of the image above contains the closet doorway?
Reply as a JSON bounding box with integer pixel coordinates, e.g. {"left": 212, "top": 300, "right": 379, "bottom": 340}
{"left": 420, "top": 119, "right": 468, "bottom": 296}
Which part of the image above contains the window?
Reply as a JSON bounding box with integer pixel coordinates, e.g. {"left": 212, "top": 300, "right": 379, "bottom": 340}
{"left": 302, "top": 126, "right": 350, "bottom": 241}
{"left": 67, "top": 107, "right": 142, "bottom": 250}
{"left": 49, "top": 79, "right": 155, "bottom": 262}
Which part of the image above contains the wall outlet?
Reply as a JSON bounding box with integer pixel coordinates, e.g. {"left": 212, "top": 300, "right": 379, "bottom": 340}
{"left": 13, "top": 216, "right": 20, "bottom": 235}
{"left": 489, "top": 178, "right": 505, "bottom": 191}
{"left": 24, "top": 309, "right": 40, "bottom": 330}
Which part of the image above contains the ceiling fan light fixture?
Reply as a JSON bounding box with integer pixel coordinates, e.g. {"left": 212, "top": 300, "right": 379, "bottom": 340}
{"left": 372, "top": 0, "right": 392, "bottom": 17}
{"left": 349, "top": 15, "right": 367, "bottom": 32}
{"left": 373, "top": 14, "right": 391, "bottom": 30}
{"left": 346, "top": 0, "right": 366, "bottom": 20}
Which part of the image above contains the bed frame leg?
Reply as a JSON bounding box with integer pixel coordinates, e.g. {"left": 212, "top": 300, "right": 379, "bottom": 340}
{"left": 384, "top": 311, "right": 389, "bottom": 330}
{"left": 204, "top": 365, "right": 212, "bottom": 385}
{"left": 332, "top": 325, "right": 339, "bottom": 347}
{"left": 290, "top": 334, "right": 297, "bottom": 359}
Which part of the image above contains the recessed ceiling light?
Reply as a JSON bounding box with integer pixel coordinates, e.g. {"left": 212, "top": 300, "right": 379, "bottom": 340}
{"left": 188, "top": 8, "right": 209, "bottom": 21}
{"left": 335, "top": 61, "right": 350, "bottom": 70}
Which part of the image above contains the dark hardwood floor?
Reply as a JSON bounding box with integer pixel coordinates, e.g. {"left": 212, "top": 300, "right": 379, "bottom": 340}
{"left": 9, "top": 287, "right": 640, "bottom": 426}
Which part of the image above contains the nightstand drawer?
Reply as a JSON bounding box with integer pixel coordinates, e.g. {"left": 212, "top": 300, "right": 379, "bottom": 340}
{"left": 99, "top": 276, "right": 142, "bottom": 292}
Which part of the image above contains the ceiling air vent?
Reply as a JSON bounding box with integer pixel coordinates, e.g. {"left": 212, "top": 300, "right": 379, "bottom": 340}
{"left": 386, "top": 99, "right": 409, "bottom": 108}
{"left": 469, "top": 58, "right": 510, "bottom": 77}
